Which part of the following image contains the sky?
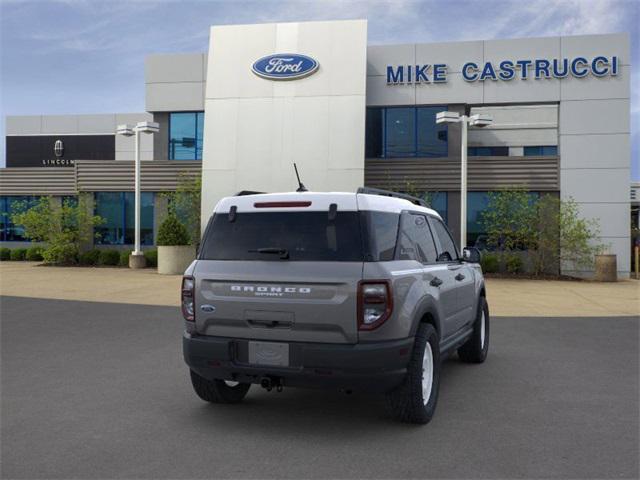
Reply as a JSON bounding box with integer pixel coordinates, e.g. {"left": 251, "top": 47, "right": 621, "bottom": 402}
{"left": 1, "top": 0, "right": 638, "bottom": 178}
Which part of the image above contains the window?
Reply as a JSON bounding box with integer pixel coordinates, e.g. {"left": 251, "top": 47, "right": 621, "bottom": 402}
{"left": 397, "top": 213, "right": 438, "bottom": 263}
{"left": 0, "top": 196, "right": 39, "bottom": 242}
{"left": 468, "top": 146, "right": 509, "bottom": 156}
{"left": 95, "top": 192, "right": 154, "bottom": 245}
{"left": 365, "top": 106, "right": 448, "bottom": 158}
{"left": 427, "top": 192, "right": 448, "bottom": 223}
{"left": 169, "top": 112, "right": 204, "bottom": 160}
{"left": 361, "top": 211, "right": 399, "bottom": 261}
{"left": 430, "top": 217, "right": 459, "bottom": 262}
{"left": 524, "top": 146, "right": 558, "bottom": 156}
{"left": 200, "top": 212, "right": 364, "bottom": 262}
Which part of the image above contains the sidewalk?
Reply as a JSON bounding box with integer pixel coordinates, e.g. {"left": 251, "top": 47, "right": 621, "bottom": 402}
{"left": 0, "top": 262, "right": 638, "bottom": 317}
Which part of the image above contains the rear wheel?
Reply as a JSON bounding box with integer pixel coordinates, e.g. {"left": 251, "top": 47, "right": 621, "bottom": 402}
{"left": 386, "top": 323, "right": 440, "bottom": 424}
{"left": 189, "top": 370, "right": 251, "bottom": 404}
{"left": 458, "top": 296, "right": 489, "bottom": 363}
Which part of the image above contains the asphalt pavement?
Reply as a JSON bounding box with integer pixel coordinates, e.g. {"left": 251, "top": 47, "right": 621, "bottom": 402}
{"left": 1, "top": 296, "right": 638, "bottom": 479}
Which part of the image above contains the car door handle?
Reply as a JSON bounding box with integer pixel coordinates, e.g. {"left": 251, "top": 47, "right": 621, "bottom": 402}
{"left": 430, "top": 277, "right": 443, "bottom": 287}
{"left": 455, "top": 273, "right": 465, "bottom": 281}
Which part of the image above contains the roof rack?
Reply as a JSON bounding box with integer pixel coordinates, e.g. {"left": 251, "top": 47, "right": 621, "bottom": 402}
{"left": 235, "top": 190, "right": 265, "bottom": 196}
{"left": 356, "top": 187, "right": 429, "bottom": 208}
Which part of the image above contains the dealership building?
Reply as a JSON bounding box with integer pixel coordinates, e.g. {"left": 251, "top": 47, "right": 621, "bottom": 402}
{"left": 0, "top": 20, "right": 632, "bottom": 277}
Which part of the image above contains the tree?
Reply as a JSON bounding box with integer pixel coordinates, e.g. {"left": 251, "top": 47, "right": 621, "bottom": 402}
{"left": 163, "top": 173, "right": 201, "bottom": 245}
{"left": 11, "top": 196, "right": 104, "bottom": 265}
{"left": 480, "top": 188, "right": 537, "bottom": 252}
{"left": 157, "top": 214, "right": 190, "bottom": 246}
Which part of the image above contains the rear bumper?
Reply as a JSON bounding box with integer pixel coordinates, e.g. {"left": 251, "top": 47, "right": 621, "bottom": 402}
{"left": 183, "top": 333, "right": 414, "bottom": 393}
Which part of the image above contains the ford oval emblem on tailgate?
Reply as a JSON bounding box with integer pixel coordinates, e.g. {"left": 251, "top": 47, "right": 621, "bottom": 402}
{"left": 251, "top": 53, "right": 319, "bottom": 80}
{"left": 200, "top": 304, "right": 216, "bottom": 313}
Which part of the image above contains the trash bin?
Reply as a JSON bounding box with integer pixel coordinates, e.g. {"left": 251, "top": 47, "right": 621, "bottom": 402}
{"left": 594, "top": 254, "right": 617, "bottom": 282}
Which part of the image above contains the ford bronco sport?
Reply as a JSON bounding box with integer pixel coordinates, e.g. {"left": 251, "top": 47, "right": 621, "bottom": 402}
{"left": 182, "top": 188, "right": 489, "bottom": 424}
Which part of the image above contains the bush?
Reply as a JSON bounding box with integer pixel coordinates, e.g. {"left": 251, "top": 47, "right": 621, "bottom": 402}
{"left": 480, "top": 253, "right": 499, "bottom": 273}
{"left": 144, "top": 249, "right": 158, "bottom": 268}
{"left": 0, "top": 248, "right": 10, "bottom": 261}
{"left": 25, "top": 246, "right": 44, "bottom": 261}
{"left": 79, "top": 249, "right": 101, "bottom": 266}
{"left": 119, "top": 250, "right": 130, "bottom": 267}
{"left": 505, "top": 253, "right": 524, "bottom": 274}
{"left": 42, "top": 244, "right": 78, "bottom": 265}
{"left": 10, "top": 248, "right": 27, "bottom": 261}
{"left": 99, "top": 249, "right": 121, "bottom": 266}
{"left": 157, "top": 214, "right": 190, "bottom": 246}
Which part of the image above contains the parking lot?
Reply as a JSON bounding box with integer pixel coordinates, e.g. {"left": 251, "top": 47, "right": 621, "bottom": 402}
{"left": 1, "top": 295, "right": 638, "bottom": 479}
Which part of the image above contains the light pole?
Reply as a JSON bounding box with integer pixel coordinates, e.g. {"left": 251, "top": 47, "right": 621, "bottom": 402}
{"left": 436, "top": 111, "right": 492, "bottom": 249}
{"left": 116, "top": 121, "right": 159, "bottom": 268}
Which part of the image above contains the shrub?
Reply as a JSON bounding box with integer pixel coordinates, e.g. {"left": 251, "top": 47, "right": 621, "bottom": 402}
{"left": 79, "top": 249, "right": 101, "bottom": 266}
{"left": 144, "top": 249, "right": 158, "bottom": 268}
{"left": 480, "top": 253, "right": 499, "bottom": 273}
{"left": 25, "top": 246, "right": 44, "bottom": 261}
{"left": 42, "top": 244, "right": 78, "bottom": 265}
{"left": 11, "top": 195, "right": 104, "bottom": 265}
{"left": 157, "top": 214, "right": 190, "bottom": 246}
{"left": 0, "top": 248, "right": 10, "bottom": 261}
{"left": 119, "top": 250, "right": 130, "bottom": 267}
{"left": 99, "top": 249, "right": 121, "bottom": 266}
{"left": 10, "top": 248, "right": 27, "bottom": 261}
{"left": 505, "top": 253, "right": 524, "bottom": 274}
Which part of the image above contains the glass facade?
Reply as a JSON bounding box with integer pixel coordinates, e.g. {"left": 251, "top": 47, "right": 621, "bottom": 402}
{"left": 524, "top": 145, "right": 558, "bottom": 156}
{"left": 169, "top": 112, "right": 204, "bottom": 160}
{"left": 95, "top": 192, "right": 154, "bottom": 245}
{"left": 468, "top": 146, "right": 509, "bottom": 156}
{"left": 365, "top": 106, "right": 448, "bottom": 158}
{"left": 0, "top": 196, "right": 39, "bottom": 242}
{"left": 428, "top": 192, "right": 448, "bottom": 223}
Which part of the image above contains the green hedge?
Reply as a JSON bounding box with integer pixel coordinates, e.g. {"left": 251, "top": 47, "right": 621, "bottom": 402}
{"left": 505, "top": 253, "right": 524, "bottom": 274}
{"left": 10, "top": 248, "right": 27, "bottom": 261}
{"left": 119, "top": 251, "right": 130, "bottom": 267}
{"left": 25, "top": 246, "right": 44, "bottom": 261}
{"left": 0, "top": 248, "right": 10, "bottom": 261}
{"left": 79, "top": 249, "right": 101, "bottom": 266}
{"left": 480, "top": 253, "right": 499, "bottom": 273}
{"left": 99, "top": 250, "right": 120, "bottom": 266}
{"left": 144, "top": 249, "right": 158, "bottom": 268}
{"left": 157, "top": 214, "right": 190, "bottom": 246}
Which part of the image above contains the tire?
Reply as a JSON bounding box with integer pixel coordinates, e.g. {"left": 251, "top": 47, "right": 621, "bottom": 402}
{"left": 458, "top": 296, "right": 489, "bottom": 363}
{"left": 189, "top": 370, "right": 251, "bottom": 404}
{"left": 386, "top": 323, "right": 440, "bottom": 424}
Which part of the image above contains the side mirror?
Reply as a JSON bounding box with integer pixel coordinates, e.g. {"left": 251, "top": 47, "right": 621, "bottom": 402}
{"left": 462, "top": 247, "right": 481, "bottom": 263}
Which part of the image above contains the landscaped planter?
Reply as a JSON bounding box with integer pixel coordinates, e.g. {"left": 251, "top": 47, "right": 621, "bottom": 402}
{"left": 157, "top": 245, "right": 195, "bottom": 275}
{"left": 594, "top": 254, "right": 617, "bottom": 282}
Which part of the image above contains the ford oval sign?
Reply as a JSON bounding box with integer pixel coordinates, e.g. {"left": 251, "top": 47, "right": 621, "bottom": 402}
{"left": 252, "top": 53, "right": 319, "bottom": 81}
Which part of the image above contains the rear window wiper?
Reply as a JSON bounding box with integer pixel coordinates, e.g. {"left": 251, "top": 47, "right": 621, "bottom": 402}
{"left": 248, "top": 247, "right": 290, "bottom": 260}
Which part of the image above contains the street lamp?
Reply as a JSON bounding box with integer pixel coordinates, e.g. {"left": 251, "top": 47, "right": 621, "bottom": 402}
{"left": 436, "top": 111, "right": 492, "bottom": 249}
{"left": 116, "top": 121, "right": 159, "bottom": 268}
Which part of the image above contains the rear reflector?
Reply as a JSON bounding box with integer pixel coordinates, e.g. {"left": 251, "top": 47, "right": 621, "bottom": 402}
{"left": 254, "top": 201, "right": 312, "bottom": 208}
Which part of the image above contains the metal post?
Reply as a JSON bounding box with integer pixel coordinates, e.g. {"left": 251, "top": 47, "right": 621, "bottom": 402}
{"left": 134, "top": 128, "right": 141, "bottom": 255}
{"left": 460, "top": 116, "right": 468, "bottom": 250}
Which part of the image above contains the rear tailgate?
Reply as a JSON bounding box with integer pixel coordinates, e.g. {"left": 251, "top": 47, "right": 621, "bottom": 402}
{"left": 194, "top": 261, "right": 362, "bottom": 344}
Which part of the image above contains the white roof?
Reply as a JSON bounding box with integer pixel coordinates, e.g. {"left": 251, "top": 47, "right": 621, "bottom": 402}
{"left": 214, "top": 191, "right": 441, "bottom": 218}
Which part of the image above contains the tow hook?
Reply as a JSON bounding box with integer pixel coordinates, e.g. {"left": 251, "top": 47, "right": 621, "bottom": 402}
{"left": 260, "top": 376, "right": 283, "bottom": 392}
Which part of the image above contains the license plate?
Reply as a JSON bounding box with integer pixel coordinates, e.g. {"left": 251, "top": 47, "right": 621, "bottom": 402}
{"left": 248, "top": 341, "right": 289, "bottom": 367}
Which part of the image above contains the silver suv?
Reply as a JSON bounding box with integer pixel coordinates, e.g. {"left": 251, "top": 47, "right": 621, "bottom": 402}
{"left": 182, "top": 188, "right": 489, "bottom": 424}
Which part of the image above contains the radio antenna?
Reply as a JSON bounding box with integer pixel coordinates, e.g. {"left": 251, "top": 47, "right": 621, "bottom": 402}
{"left": 294, "top": 163, "right": 308, "bottom": 192}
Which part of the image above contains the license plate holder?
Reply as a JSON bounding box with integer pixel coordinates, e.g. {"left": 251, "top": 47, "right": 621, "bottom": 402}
{"left": 248, "top": 341, "right": 289, "bottom": 367}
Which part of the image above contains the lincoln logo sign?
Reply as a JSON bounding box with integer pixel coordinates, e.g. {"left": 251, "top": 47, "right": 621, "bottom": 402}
{"left": 252, "top": 53, "right": 319, "bottom": 80}
{"left": 54, "top": 139, "right": 64, "bottom": 158}
{"left": 386, "top": 55, "right": 620, "bottom": 84}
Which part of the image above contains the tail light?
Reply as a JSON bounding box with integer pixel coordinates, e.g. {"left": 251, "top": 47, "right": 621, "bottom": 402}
{"left": 358, "top": 280, "right": 393, "bottom": 330}
{"left": 181, "top": 276, "right": 195, "bottom": 322}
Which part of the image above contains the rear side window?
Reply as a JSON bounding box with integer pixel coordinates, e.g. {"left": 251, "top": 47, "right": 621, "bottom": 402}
{"left": 200, "top": 212, "right": 363, "bottom": 262}
{"left": 430, "top": 217, "right": 459, "bottom": 262}
{"left": 397, "top": 213, "right": 438, "bottom": 263}
{"left": 360, "top": 211, "right": 399, "bottom": 261}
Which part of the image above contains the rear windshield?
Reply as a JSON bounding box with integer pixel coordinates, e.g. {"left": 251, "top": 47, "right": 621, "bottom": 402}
{"left": 200, "top": 211, "right": 364, "bottom": 262}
